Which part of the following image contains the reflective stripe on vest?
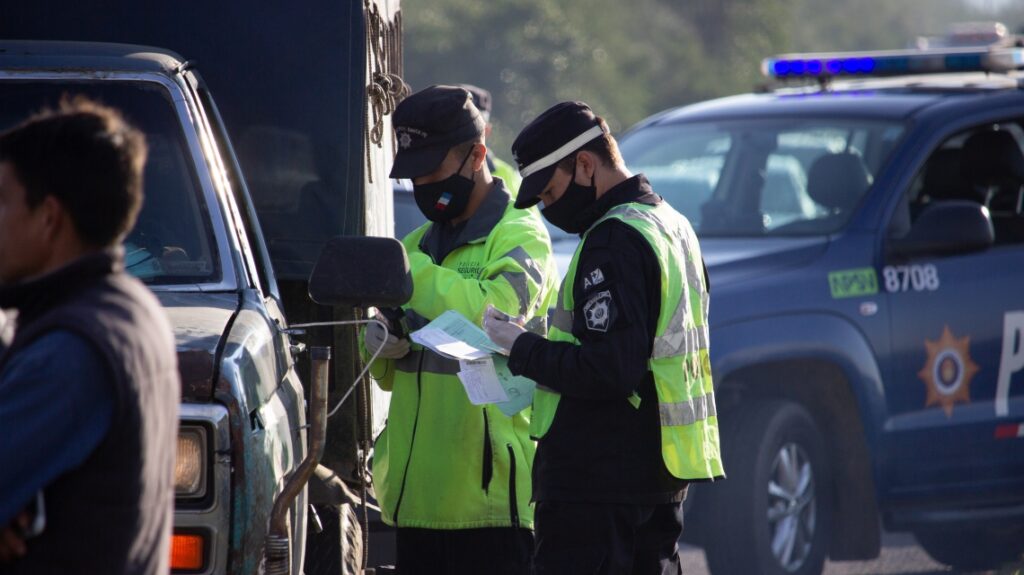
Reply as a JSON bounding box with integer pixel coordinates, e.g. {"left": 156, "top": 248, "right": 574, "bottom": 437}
{"left": 529, "top": 201, "right": 724, "bottom": 480}
{"left": 660, "top": 390, "right": 717, "bottom": 427}
{"left": 396, "top": 348, "right": 461, "bottom": 375}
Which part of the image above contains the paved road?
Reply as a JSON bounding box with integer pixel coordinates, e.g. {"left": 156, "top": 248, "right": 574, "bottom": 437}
{"left": 680, "top": 531, "right": 1006, "bottom": 575}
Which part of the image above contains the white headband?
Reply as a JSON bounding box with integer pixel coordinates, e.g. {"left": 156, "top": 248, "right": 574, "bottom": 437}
{"left": 519, "top": 125, "right": 606, "bottom": 178}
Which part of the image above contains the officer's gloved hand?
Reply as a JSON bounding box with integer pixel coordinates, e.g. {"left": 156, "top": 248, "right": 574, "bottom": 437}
{"left": 483, "top": 305, "right": 527, "bottom": 355}
{"left": 365, "top": 318, "right": 410, "bottom": 360}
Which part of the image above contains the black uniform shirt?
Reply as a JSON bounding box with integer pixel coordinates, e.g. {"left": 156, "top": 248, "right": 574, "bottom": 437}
{"left": 508, "top": 174, "right": 689, "bottom": 504}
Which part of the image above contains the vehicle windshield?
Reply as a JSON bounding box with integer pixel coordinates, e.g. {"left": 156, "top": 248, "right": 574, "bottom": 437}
{"left": 619, "top": 118, "right": 906, "bottom": 236}
{"left": 0, "top": 81, "right": 219, "bottom": 285}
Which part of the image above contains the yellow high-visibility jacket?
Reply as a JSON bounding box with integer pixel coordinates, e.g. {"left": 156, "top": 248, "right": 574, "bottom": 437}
{"left": 366, "top": 181, "right": 558, "bottom": 529}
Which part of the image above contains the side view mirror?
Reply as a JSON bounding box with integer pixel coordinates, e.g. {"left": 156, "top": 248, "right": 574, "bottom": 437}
{"left": 889, "top": 200, "right": 994, "bottom": 257}
{"left": 308, "top": 236, "right": 413, "bottom": 308}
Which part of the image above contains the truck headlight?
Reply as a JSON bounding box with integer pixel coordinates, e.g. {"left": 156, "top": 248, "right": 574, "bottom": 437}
{"left": 175, "top": 427, "right": 207, "bottom": 499}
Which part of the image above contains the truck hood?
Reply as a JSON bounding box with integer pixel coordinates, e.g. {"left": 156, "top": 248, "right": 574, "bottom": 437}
{"left": 157, "top": 292, "right": 239, "bottom": 402}
{"left": 701, "top": 237, "right": 828, "bottom": 288}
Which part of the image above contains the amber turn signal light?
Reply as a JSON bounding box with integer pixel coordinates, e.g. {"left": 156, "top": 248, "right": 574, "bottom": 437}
{"left": 170, "top": 532, "right": 205, "bottom": 571}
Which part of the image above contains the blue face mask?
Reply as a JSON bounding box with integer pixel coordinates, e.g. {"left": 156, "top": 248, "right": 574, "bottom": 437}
{"left": 541, "top": 157, "right": 597, "bottom": 234}
{"left": 413, "top": 148, "right": 475, "bottom": 223}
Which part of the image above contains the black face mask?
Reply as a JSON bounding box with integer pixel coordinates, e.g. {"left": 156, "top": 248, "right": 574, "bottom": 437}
{"left": 541, "top": 158, "right": 597, "bottom": 234}
{"left": 414, "top": 148, "right": 475, "bottom": 223}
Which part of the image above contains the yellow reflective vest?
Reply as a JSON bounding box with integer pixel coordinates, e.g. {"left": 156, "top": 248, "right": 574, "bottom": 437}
{"left": 366, "top": 183, "right": 558, "bottom": 529}
{"left": 491, "top": 155, "right": 522, "bottom": 194}
{"left": 532, "top": 201, "right": 724, "bottom": 480}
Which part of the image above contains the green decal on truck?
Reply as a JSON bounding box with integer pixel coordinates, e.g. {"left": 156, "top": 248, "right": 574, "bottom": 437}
{"left": 829, "top": 268, "right": 879, "bottom": 299}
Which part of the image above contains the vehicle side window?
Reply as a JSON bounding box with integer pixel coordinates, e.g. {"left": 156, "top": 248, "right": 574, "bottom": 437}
{"left": 901, "top": 121, "right": 1024, "bottom": 245}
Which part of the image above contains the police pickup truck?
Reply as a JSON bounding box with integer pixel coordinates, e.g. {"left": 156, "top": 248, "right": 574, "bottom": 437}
{"left": 618, "top": 30, "right": 1024, "bottom": 575}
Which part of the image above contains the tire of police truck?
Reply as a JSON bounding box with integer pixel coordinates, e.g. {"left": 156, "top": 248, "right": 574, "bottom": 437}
{"left": 305, "top": 503, "right": 364, "bottom": 575}
{"left": 702, "top": 400, "right": 833, "bottom": 575}
{"left": 914, "top": 525, "right": 1024, "bottom": 571}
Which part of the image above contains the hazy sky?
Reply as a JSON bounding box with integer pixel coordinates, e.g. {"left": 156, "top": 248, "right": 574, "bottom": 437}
{"left": 962, "top": 0, "right": 1016, "bottom": 13}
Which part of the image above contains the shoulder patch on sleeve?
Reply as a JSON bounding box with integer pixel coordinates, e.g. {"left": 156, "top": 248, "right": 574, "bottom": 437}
{"left": 578, "top": 262, "right": 615, "bottom": 293}
{"left": 582, "top": 266, "right": 606, "bottom": 290}
{"left": 583, "top": 289, "right": 615, "bottom": 332}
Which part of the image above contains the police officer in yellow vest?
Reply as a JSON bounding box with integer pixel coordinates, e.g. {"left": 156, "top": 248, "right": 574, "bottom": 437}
{"left": 483, "top": 102, "right": 725, "bottom": 574}
{"left": 363, "top": 85, "right": 558, "bottom": 574}
{"left": 457, "top": 83, "right": 522, "bottom": 193}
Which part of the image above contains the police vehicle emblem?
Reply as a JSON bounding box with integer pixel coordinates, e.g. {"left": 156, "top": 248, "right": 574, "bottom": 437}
{"left": 918, "top": 325, "right": 979, "bottom": 418}
{"left": 583, "top": 290, "right": 613, "bottom": 332}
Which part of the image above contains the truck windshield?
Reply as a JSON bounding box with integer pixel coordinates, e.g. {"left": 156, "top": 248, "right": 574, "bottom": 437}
{"left": 0, "top": 81, "right": 219, "bottom": 285}
{"left": 620, "top": 119, "right": 905, "bottom": 236}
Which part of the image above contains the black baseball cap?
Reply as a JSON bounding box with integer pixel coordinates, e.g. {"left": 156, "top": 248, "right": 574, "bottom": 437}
{"left": 390, "top": 85, "right": 486, "bottom": 179}
{"left": 510, "top": 101, "right": 606, "bottom": 209}
{"left": 456, "top": 84, "right": 492, "bottom": 122}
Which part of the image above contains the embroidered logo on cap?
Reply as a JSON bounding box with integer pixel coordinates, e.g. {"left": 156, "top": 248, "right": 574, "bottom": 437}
{"left": 396, "top": 127, "right": 428, "bottom": 150}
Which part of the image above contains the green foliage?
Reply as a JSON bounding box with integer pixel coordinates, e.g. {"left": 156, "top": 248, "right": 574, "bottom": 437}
{"left": 401, "top": 0, "right": 1023, "bottom": 158}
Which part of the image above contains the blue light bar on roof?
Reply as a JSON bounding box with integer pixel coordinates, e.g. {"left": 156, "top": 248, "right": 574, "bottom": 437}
{"left": 762, "top": 46, "right": 1024, "bottom": 80}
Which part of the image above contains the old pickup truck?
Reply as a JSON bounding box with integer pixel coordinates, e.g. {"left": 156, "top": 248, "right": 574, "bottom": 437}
{"left": 0, "top": 20, "right": 405, "bottom": 575}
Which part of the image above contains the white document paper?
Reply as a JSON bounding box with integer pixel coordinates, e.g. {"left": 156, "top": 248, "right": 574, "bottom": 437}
{"left": 411, "top": 310, "right": 536, "bottom": 412}
{"left": 410, "top": 310, "right": 503, "bottom": 360}
{"left": 413, "top": 328, "right": 490, "bottom": 360}
{"left": 457, "top": 357, "right": 509, "bottom": 405}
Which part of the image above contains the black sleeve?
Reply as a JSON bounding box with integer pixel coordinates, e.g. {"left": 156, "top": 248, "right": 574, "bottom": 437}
{"left": 508, "top": 220, "right": 659, "bottom": 400}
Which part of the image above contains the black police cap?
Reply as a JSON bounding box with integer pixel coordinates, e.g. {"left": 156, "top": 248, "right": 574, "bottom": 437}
{"left": 456, "top": 83, "right": 492, "bottom": 120}
{"left": 510, "top": 101, "right": 606, "bottom": 209}
{"left": 390, "top": 85, "right": 486, "bottom": 179}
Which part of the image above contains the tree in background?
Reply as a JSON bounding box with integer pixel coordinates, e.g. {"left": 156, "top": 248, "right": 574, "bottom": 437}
{"left": 403, "top": 0, "right": 1023, "bottom": 157}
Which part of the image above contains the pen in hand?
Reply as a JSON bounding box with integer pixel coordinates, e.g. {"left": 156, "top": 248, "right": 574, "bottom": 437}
{"left": 483, "top": 305, "right": 528, "bottom": 355}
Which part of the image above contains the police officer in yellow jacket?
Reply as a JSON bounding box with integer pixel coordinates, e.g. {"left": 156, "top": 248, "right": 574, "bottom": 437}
{"left": 484, "top": 102, "right": 725, "bottom": 574}
{"left": 363, "top": 85, "right": 558, "bottom": 575}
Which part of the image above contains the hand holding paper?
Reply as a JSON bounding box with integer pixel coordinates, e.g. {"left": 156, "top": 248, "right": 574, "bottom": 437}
{"left": 364, "top": 316, "right": 409, "bottom": 359}
{"left": 482, "top": 305, "right": 527, "bottom": 355}
{"left": 410, "top": 309, "right": 536, "bottom": 416}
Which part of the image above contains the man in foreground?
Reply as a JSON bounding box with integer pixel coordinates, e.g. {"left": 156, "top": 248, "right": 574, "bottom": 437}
{"left": 0, "top": 97, "right": 179, "bottom": 574}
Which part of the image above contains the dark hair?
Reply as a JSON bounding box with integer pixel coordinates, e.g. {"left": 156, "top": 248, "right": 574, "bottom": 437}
{"left": 556, "top": 117, "right": 623, "bottom": 173}
{"left": 0, "top": 95, "right": 147, "bottom": 248}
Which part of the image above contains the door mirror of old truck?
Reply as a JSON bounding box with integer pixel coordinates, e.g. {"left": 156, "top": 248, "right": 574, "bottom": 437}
{"left": 889, "top": 200, "right": 994, "bottom": 258}
{"left": 307, "top": 236, "right": 413, "bottom": 308}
